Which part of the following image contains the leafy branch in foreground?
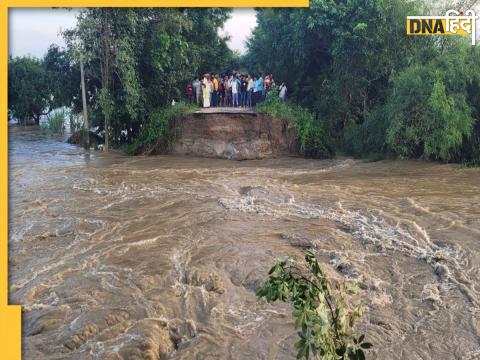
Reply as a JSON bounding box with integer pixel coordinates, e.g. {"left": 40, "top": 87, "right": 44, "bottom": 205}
{"left": 256, "top": 250, "right": 372, "bottom": 359}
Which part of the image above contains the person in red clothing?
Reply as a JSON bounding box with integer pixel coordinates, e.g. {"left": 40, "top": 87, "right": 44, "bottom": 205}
{"left": 186, "top": 82, "right": 194, "bottom": 103}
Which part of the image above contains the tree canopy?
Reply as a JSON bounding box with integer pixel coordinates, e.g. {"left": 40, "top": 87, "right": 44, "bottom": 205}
{"left": 244, "top": 0, "right": 480, "bottom": 163}
{"left": 61, "top": 8, "right": 235, "bottom": 147}
{"left": 8, "top": 45, "right": 78, "bottom": 124}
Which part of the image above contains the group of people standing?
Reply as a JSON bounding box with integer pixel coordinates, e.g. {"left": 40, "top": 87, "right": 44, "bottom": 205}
{"left": 186, "top": 73, "right": 287, "bottom": 108}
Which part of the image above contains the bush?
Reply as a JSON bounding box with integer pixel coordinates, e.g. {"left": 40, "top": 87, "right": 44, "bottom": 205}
{"left": 344, "top": 105, "right": 392, "bottom": 158}
{"left": 40, "top": 110, "right": 65, "bottom": 135}
{"left": 257, "top": 96, "right": 334, "bottom": 159}
{"left": 69, "top": 111, "right": 83, "bottom": 134}
{"left": 453, "top": 67, "right": 480, "bottom": 166}
{"left": 385, "top": 41, "right": 477, "bottom": 162}
{"left": 124, "top": 103, "right": 196, "bottom": 155}
{"left": 257, "top": 250, "right": 371, "bottom": 360}
{"left": 342, "top": 39, "right": 480, "bottom": 163}
{"left": 385, "top": 65, "right": 474, "bottom": 161}
{"left": 453, "top": 119, "right": 480, "bottom": 167}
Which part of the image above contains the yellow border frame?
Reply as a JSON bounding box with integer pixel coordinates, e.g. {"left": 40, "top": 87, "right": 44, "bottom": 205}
{"left": 1, "top": 1, "right": 308, "bottom": 359}
{"left": 1, "top": 6, "right": 22, "bottom": 360}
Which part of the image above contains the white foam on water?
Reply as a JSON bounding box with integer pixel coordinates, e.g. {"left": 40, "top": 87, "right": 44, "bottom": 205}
{"left": 127, "top": 236, "right": 162, "bottom": 248}
{"left": 219, "top": 186, "right": 478, "bottom": 307}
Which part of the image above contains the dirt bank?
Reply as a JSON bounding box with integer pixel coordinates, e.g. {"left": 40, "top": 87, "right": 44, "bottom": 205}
{"left": 151, "top": 111, "right": 299, "bottom": 160}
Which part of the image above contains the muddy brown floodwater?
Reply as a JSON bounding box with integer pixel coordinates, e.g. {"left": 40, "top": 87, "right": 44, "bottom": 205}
{"left": 8, "top": 126, "right": 480, "bottom": 359}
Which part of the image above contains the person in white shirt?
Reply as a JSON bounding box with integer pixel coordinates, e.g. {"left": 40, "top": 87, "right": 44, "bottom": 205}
{"left": 208, "top": 78, "right": 214, "bottom": 98}
{"left": 279, "top": 82, "right": 287, "bottom": 101}
{"left": 231, "top": 75, "right": 240, "bottom": 107}
{"left": 202, "top": 74, "right": 211, "bottom": 108}
{"left": 192, "top": 78, "right": 201, "bottom": 105}
{"left": 247, "top": 75, "right": 254, "bottom": 108}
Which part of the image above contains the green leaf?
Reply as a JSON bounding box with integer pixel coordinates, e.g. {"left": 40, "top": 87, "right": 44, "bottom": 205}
{"left": 336, "top": 346, "right": 346, "bottom": 356}
{"left": 353, "top": 22, "right": 368, "bottom": 33}
{"left": 357, "top": 349, "right": 366, "bottom": 360}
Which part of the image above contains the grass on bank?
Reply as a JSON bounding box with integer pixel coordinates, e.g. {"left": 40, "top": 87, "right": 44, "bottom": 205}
{"left": 256, "top": 95, "right": 334, "bottom": 159}
{"left": 123, "top": 103, "right": 197, "bottom": 156}
{"left": 40, "top": 110, "right": 66, "bottom": 135}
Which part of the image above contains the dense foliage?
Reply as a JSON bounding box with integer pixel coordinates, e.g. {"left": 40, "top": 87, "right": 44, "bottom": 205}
{"left": 346, "top": 39, "right": 479, "bottom": 162}
{"left": 8, "top": 57, "right": 49, "bottom": 124}
{"left": 257, "top": 91, "right": 334, "bottom": 158}
{"left": 245, "top": 0, "right": 480, "bottom": 164}
{"left": 8, "top": 45, "right": 78, "bottom": 125}
{"left": 257, "top": 251, "right": 371, "bottom": 359}
{"left": 123, "top": 103, "right": 196, "bottom": 155}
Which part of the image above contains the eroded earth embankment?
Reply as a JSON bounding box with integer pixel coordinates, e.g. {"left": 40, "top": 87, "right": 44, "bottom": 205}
{"left": 153, "top": 110, "right": 299, "bottom": 160}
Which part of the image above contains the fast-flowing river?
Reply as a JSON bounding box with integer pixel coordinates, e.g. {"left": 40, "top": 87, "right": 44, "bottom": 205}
{"left": 8, "top": 126, "right": 480, "bottom": 360}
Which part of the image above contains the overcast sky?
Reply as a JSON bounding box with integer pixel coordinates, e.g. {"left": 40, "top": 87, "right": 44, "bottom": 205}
{"left": 220, "top": 8, "right": 257, "bottom": 54}
{"left": 8, "top": 8, "right": 257, "bottom": 58}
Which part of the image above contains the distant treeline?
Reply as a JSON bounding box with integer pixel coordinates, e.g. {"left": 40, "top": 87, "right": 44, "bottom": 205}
{"left": 8, "top": 4, "right": 480, "bottom": 164}
{"left": 243, "top": 0, "right": 480, "bottom": 164}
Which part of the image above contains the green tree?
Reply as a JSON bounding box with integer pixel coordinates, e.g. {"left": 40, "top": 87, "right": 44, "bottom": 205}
{"left": 245, "top": 0, "right": 480, "bottom": 164}
{"left": 63, "top": 8, "right": 233, "bottom": 148}
{"left": 385, "top": 40, "right": 476, "bottom": 161}
{"left": 8, "top": 56, "right": 51, "bottom": 124}
{"left": 64, "top": 8, "right": 144, "bottom": 151}
{"left": 43, "top": 44, "right": 80, "bottom": 110}
{"left": 8, "top": 45, "right": 81, "bottom": 125}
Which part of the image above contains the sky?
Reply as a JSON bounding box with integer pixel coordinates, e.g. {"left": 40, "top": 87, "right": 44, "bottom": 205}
{"left": 221, "top": 8, "right": 257, "bottom": 54}
{"left": 8, "top": 8, "right": 257, "bottom": 58}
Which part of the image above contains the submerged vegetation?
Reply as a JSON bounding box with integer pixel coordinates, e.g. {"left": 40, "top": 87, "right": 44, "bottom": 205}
{"left": 40, "top": 110, "right": 66, "bottom": 135}
{"left": 69, "top": 112, "right": 83, "bottom": 134}
{"left": 257, "top": 251, "right": 371, "bottom": 359}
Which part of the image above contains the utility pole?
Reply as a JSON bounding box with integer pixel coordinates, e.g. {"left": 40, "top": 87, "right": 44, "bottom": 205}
{"left": 80, "top": 55, "right": 90, "bottom": 149}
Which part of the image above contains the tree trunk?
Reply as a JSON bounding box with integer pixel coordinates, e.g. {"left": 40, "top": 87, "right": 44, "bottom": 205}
{"left": 105, "top": 122, "right": 109, "bottom": 152}
{"left": 80, "top": 56, "right": 90, "bottom": 149}
{"left": 100, "top": 8, "right": 111, "bottom": 154}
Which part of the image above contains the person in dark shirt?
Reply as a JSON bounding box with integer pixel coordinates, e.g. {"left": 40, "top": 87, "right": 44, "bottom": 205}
{"left": 218, "top": 76, "right": 224, "bottom": 107}
{"left": 186, "top": 82, "right": 194, "bottom": 103}
{"left": 224, "top": 75, "right": 231, "bottom": 107}
{"left": 240, "top": 76, "right": 248, "bottom": 107}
